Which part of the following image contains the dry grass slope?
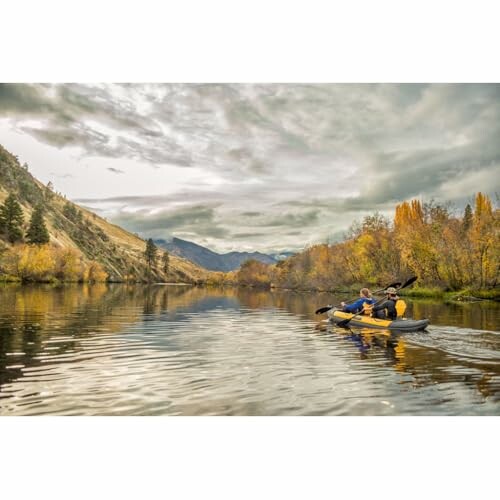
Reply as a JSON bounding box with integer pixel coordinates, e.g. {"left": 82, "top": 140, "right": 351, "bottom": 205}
{"left": 0, "top": 144, "right": 212, "bottom": 283}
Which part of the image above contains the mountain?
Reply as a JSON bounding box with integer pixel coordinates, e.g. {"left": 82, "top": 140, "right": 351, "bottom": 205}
{"left": 270, "top": 251, "right": 296, "bottom": 261}
{"left": 0, "top": 144, "right": 210, "bottom": 283}
{"left": 155, "top": 237, "right": 278, "bottom": 272}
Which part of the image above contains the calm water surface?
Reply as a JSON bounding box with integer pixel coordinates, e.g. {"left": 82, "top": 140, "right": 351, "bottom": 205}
{"left": 1, "top": 284, "right": 499, "bottom": 415}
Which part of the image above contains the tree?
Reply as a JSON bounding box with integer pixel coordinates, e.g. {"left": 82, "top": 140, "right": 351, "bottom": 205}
{"left": 63, "top": 202, "right": 77, "bottom": 221}
{"left": 161, "top": 250, "right": 170, "bottom": 275}
{"left": 84, "top": 261, "right": 108, "bottom": 282}
{"left": 144, "top": 238, "right": 157, "bottom": 269}
{"left": 45, "top": 181, "right": 55, "bottom": 201}
{"left": 462, "top": 204, "right": 473, "bottom": 233}
{"left": 26, "top": 205, "right": 50, "bottom": 244}
{"left": 471, "top": 192, "right": 495, "bottom": 287}
{"left": 7, "top": 244, "right": 55, "bottom": 281}
{"left": 0, "top": 194, "right": 24, "bottom": 243}
{"left": 237, "top": 259, "right": 271, "bottom": 288}
{"left": 55, "top": 248, "right": 82, "bottom": 281}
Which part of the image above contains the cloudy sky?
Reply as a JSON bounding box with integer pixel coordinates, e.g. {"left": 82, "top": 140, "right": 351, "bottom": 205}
{"left": 0, "top": 83, "right": 499, "bottom": 253}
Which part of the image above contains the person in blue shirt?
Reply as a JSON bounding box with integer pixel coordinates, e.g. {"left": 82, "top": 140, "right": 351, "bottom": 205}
{"left": 341, "top": 288, "right": 375, "bottom": 314}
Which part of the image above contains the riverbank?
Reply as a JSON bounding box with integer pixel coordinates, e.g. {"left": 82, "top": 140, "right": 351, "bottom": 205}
{"left": 268, "top": 283, "right": 500, "bottom": 301}
{"left": 0, "top": 275, "right": 106, "bottom": 285}
{"left": 0, "top": 275, "right": 21, "bottom": 283}
{"left": 0, "top": 274, "right": 200, "bottom": 286}
{"left": 2, "top": 276, "right": 499, "bottom": 302}
{"left": 401, "top": 287, "right": 500, "bottom": 301}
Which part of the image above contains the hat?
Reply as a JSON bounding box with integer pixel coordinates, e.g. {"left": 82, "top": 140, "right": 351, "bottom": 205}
{"left": 386, "top": 287, "right": 397, "bottom": 294}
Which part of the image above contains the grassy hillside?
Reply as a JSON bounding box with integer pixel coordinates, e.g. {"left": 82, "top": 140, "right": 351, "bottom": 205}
{"left": 0, "top": 144, "right": 210, "bottom": 283}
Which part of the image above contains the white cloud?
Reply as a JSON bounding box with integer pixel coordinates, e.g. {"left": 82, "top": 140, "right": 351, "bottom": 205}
{"left": 1, "top": 83, "right": 499, "bottom": 253}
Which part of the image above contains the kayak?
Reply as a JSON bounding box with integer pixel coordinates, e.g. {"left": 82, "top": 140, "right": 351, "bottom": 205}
{"left": 327, "top": 309, "right": 430, "bottom": 332}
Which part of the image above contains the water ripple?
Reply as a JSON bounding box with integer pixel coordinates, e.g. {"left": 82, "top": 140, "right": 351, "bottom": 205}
{"left": 0, "top": 285, "right": 499, "bottom": 415}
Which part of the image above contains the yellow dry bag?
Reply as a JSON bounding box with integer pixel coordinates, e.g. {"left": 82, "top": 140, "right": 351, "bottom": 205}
{"left": 395, "top": 300, "right": 407, "bottom": 318}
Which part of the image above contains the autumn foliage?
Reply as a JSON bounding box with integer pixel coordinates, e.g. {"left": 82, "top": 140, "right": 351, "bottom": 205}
{"left": 234, "top": 193, "right": 499, "bottom": 292}
{"left": 237, "top": 259, "right": 272, "bottom": 288}
{"left": 0, "top": 244, "right": 108, "bottom": 282}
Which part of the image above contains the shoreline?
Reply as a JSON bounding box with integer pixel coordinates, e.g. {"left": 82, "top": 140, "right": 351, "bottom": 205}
{"left": 1, "top": 278, "right": 498, "bottom": 301}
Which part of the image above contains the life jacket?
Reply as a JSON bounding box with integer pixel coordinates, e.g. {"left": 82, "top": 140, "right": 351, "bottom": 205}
{"left": 361, "top": 302, "right": 374, "bottom": 315}
{"left": 374, "top": 298, "right": 406, "bottom": 320}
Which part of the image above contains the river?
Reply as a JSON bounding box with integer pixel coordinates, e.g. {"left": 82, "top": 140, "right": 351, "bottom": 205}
{"left": 0, "top": 284, "right": 499, "bottom": 415}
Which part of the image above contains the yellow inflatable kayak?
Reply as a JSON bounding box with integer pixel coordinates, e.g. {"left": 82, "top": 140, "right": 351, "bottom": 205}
{"left": 327, "top": 309, "right": 430, "bottom": 331}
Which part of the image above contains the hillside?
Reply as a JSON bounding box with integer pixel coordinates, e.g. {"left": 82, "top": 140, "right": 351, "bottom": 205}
{"left": 0, "top": 144, "right": 210, "bottom": 283}
{"left": 155, "top": 237, "right": 277, "bottom": 271}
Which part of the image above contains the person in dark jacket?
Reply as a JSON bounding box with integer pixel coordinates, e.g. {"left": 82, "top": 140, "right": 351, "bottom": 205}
{"left": 341, "top": 288, "right": 375, "bottom": 314}
{"left": 372, "top": 287, "right": 400, "bottom": 319}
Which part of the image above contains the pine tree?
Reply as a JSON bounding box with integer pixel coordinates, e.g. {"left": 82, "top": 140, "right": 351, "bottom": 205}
{"left": 144, "top": 238, "right": 157, "bottom": 269}
{"left": 462, "top": 203, "right": 473, "bottom": 233}
{"left": 63, "top": 202, "right": 77, "bottom": 221}
{"left": 26, "top": 205, "right": 50, "bottom": 244}
{"left": 45, "top": 181, "right": 54, "bottom": 201}
{"left": 0, "top": 194, "right": 24, "bottom": 243}
{"left": 162, "top": 250, "right": 170, "bottom": 274}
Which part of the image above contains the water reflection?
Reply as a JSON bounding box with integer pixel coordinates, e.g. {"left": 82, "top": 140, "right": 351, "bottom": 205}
{"left": 0, "top": 284, "right": 499, "bottom": 415}
{"left": 318, "top": 322, "right": 500, "bottom": 403}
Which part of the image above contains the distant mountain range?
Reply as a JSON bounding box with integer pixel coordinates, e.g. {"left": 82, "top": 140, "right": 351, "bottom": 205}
{"left": 155, "top": 237, "right": 294, "bottom": 272}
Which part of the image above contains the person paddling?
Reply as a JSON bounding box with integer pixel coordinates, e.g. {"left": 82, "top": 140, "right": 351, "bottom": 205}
{"left": 372, "top": 287, "right": 406, "bottom": 320}
{"left": 341, "top": 288, "right": 375, "bottom": 314}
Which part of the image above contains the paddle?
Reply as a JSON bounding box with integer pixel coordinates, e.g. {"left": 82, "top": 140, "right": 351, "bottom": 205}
{"left": 315, "top": 281, "right": 402, "bottom": 315}
{"left": 335, "top": 276, "right": 417, "bottom": 327}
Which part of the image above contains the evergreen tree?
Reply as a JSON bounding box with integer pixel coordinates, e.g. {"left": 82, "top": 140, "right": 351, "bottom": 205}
{"left": 462, "top": 203, "right": 473, "bottom": 233}
{"left": 63, "top": 202, "right": 77, "bottom": 221}
{"left": 162, "top": 250, "right": 170, "bottom": 274}
{"left": 0, "top": 194, "right": 24, "bottom": 243}
{"left": 144, "top": 238, "right": 157, "bottom": 269}
{"left": 26, "top": 205, "right": 50, "bottom": 244}
{"left": 45, "top": 181, "right": 54, "bottom": 201}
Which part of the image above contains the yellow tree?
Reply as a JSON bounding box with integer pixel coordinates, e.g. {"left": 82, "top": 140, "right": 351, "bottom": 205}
{"left": 471, "top": 192, "right": 496, "bottom": 287}
{"left": 394, "top": 199, "right": 444, "bottom": 284}
{"left": 84, "top": 261, "right": 108, "bottom": 282}
{"left": 16, "top": 244, "right": 56, "bottom": 281}
{"left": 237, "top": 259, "right": 272, "bottom": 288}
{"left": 56, "top": 248, "right": 84, "bottom": 281}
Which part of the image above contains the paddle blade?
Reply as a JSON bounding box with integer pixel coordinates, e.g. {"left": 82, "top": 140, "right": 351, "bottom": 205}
{"left": 336, "top": 318, "right": 352, "bottom": 328}
{"left": 373, "top": 282, "right": 401, "bottom": 294}
{"left": 400, "top": 276, "right": 417, "bottom": 289}
{"left": 315, "top": 306, "right": 333, "bottom": 315}
{"left": 387, "top": 281, "right": 402, "bottom": 290}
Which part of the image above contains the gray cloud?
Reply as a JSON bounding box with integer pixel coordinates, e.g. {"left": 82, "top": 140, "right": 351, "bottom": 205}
{"left": 110, "top": 205, "right": 230, "bottom": 240}
{"left": 260, "top": 210, "right": 320, "bottom": 228}
{"left": 107, "top": 167, "right": 125, "bottom": 174}
{"left": 2, "top": 83, "right": 499, "bottom": 253}
{"left": 0, "top": 83, "right": 53, "bottom": 114}
{"left": 231, "top": 232, "right": 267, "bottom": 239}
{"left": 240, "top": 211, "right": 262, "bottom": 217}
